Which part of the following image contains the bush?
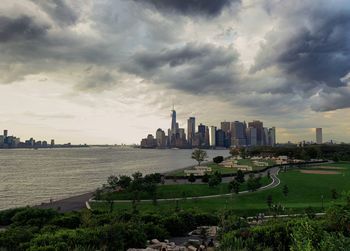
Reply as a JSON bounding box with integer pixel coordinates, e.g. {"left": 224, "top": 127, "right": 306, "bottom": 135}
{"left": 11, "top": 208, "right": 58, "bottom": 228}
{"left": 213, "top": 156, "right": 224, "bottom": 164}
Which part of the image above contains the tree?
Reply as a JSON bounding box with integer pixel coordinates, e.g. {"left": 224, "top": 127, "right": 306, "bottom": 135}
{"left": 230, "top": 148, "right": 240, "bottom": 158}
{"left": 107, "top": 175, "right": 119, "bottom": 189}
{"left": 144, "top": 182, "right": 157, "bottom": 205}
{"left": 208, "top": 174, "right": 221, "bottom": 187}
{"left": 235, "top": 170, "right": 245, "bottom": 183}
{"left": 201, "top": 173, "right": 209, "bottom": 183}
{"left": 188, "top": 173, "right": 196, "bottom": 184}
{"left": 331, "top": 189, "right": 338, "bottom": 200}
{"left": 247, "top": 174, "right": 261, "bottom": 192}
{"left": 266, "top": 195, "right": 273, "bottom": 208}
{"left": 229, "top": 180, "right": 240, "bottom": 194}
{"left": 283, "top": 185, "right": 289, "bottom": 197}
{"left": 213, "top": 156, "right": 224, "bottom": 164}
{"left": 191, "top": 149, "right": 208, "bottom": 166}
{"left": 117, "top": 175, "right": 132, "bottom": 189}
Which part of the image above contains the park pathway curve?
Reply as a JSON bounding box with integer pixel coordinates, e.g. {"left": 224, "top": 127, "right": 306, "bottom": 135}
{"left": 90, "top": 167, "right": 281, "bottom": 204}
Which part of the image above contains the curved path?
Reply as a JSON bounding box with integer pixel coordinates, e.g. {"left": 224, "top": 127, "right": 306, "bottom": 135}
{"left": 90, "top": 167, "right": 281, "bottom": 204}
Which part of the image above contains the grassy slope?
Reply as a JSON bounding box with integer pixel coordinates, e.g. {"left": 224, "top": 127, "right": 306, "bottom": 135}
{"left": 92, "top": 162, "right": 350, "bottom": 216}
{"left": 101, "top": 177, "right": 271, "bottom": 200}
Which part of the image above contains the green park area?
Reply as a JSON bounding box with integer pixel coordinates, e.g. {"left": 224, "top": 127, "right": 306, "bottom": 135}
{"left": 98, "top": 176, "right": 271, "bottom": 200}
{"left": 91, "top": 162, "right": 350, "bottom": 216}
{"left": 167, "top": 158, "right": 275, "bottom": 177}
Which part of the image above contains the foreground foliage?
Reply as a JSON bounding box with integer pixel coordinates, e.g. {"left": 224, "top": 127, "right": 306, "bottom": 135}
{"left": 1, "top": 203, "right": 350, "bottom": 250}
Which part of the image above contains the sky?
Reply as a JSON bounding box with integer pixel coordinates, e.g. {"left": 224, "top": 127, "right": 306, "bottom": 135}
{"left": 0, "top": 0, "right": 350, "bottom": 144}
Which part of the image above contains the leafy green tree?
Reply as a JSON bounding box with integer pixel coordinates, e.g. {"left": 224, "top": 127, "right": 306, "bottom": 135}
{"left": 247, "top": 174, "right": 261, "bottom": 192}
{"left": 228, "top": 180, "right": 240, "bottom": 194}
{"left": 213, "top": 156, "right": 224, "bottom": 163}
{"left": 266, "top": 195, "right": 273, "bottom": 208}
{"left": 188, "top": 173, "right": 196, "bottom": 184}
{"left": 208, "top": 174, "right": 221, "bottom": 187}
{"left": 201, "top": 173, "right": 209, "bottom": 183}
{"left": 229, "top": 147, "right": 240, "bottom": 158}
{"left": 117, "top": 175, "right": 132, "bottom": 189}
{"left": 191, "top": 149, "right": 208, "bottom": 166}
{"left": 235, "top": 170, "right": 245, "bottom": 183}
{"left": 331, "top": 188, "right": 338, "bottom": 200}
{"left": 144, "top": 182, "right": 158, "bottom": 205}
{"left": 283, "top": 185, "right": 289, "bottom": 197}
{"left": 107, "top": 175, "right": 119, "bottom": 189}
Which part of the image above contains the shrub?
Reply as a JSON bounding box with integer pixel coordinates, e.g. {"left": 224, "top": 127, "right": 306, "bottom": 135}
{"left": 213, "top": 156, "right": 224, "bottom": 164}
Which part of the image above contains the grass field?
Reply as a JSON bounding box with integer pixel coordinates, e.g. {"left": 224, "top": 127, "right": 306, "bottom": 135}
{"left": 100, "top": 176, "right": 271, "bottom": 200}
{"left": 91, "top": 162, "right": 350, "bottom": 216}
{"left": 167, "top": 158, "right": 275, "bottom": 176}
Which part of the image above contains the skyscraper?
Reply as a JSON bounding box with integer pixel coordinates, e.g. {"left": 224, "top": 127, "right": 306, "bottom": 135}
{"left": 230, "top": 121, "right": 247, "bottom": 147}
{"left": 170, "top": 107, "right": 176, "bottom": 146}
{"left": 316, "top": 128, "right": 322, "bottom": 144}
{"left": 269, "top": 127, "right": 276, "bottom": 146}
{"left": 156, "top": 128, "right": 166, "bottom": 148}
{"left": 3, "top": 130, "right": 8, "bottom": 138}
{"left": 209, "top": 126, "right": 216, "bottom": 147}
{"left": 220, "top": 122, "right": 230, "bottom": 133}
{"left": 248, "top": 120, "right": 264, "bottom": 146}
{"left": 187, "top": 117, "right": 195, "bottom": 146}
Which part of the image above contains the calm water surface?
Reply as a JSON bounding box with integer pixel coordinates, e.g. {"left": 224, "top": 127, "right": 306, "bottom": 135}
{"left": 0, "top": 147, "right": 229, "bottom": 210}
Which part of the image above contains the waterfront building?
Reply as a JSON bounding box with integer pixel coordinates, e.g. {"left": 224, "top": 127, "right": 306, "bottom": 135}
{"left": 269, "top": 127, "right": 276, "bottom": 146}
{"left": 316, "top": 128, "right": 323, "bottom": 144}
{"left": 170, "top": 108, "right": 177, "bottom": 145}
{"left": 0, "top": 135, "right": 4, "bottom": 146}
{"left": 51, "top": 139, "right": 55, "bottom": 147}
{"left": 248, "top": 120, "right": 264, "bottom": 146}
{"left": 231, "top": 121, "right": 247, "bottom": 147}
{"left": 216, "top": 129, "right": 225, "bottom": 147}
{"left": 209, "top": 126, "right": 216, "bottom": 147}
{"left": 246, "top": 127, "right": 257, "bottom": 146}
{"left": 221, "top": 121, "right": 231, "bottom": 134}
{"left": 187, "top": 117, "right": 195, "bottom": 146}
{"left": 156, "top": 128, "right": 166, "bottom": 148}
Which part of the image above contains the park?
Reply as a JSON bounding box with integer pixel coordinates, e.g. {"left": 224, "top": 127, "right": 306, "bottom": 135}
{"left": 90, "top": 148, "right": 350, "bottom": 217}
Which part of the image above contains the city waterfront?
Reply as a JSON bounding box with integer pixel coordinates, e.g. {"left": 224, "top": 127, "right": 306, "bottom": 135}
{"left": 0, "top": 147, "right": 229, "bottom": 210}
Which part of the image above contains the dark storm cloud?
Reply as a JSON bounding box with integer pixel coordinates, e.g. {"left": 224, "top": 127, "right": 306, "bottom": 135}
{"left": 0, "top": 15, "right": 49, "bottom": 42}
{"left": 252, "top": 10, "right": 350, "bottom": 90}
{"left": 132, "top": 0, "right": 239, "bottom": 17}
{"left": 31, "top": 0, "right": 79, "bottom": 26}
{"left": 123, "top": 43, "right": 240, "bottom": 93}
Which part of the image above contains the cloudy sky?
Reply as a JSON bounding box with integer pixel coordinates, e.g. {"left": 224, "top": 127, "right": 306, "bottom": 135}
{"left": 0, "top": 0, "right": 350, "bottom": 144}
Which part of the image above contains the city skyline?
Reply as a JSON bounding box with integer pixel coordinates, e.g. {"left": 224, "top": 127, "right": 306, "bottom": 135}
{"left": 0, "top": 1, "right": 349, "bottom": 144}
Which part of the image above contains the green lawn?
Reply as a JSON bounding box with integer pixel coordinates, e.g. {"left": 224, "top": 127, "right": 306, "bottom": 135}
{"left": 166, "top": 158, "right": 275, "bottom": 177}
{"left": 92, "top": 162, "right": 350, "bottom": 216}
{"left": 100, "top": 176, "right": 271, "bottom": 200}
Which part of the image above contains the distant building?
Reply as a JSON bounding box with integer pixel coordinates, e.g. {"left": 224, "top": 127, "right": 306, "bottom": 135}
{"left": 156, "top": 128, "right": 166, "bottom": 148}
{"left": 221, "top": 121, "right": 230, "bottom": 134}
{"left": 269, "top": 127, "right": 276, "bottom": 146}
{"left": 187, "top": 117, "right": 195, "bottom": 146}
{"left": 3, "top": 130, "right": 8, "bottom": 138}
{"left": 51, "top": 139, "right": 55, "bottom": 147}
{"left": 246, "top": 127, "right": 257, "bottom": 146}
{"left": 209, "top": 126, "right": 216, "bottom": 147}
{"left": 248, "top": 120, "right": 264, "bottom": 146}
{"left": 216, "top": 129, "right": 225, "bottom": 147}
{"left": 141, "top": 134, "right": 157, "bottom": 148}
{"left": 170, "top": 108, "right": 177, "bottom": 146}
{"left": 231, "top": 121, "right": 247, "bottom": 147}
{"left": 316, "top": 128, "right": 323, "bottom": 144}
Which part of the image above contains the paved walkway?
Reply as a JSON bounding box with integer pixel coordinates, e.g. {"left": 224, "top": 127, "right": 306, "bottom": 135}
{"left": 36, "top": 192, "right": 94, "bottom": 213}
